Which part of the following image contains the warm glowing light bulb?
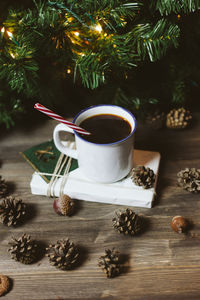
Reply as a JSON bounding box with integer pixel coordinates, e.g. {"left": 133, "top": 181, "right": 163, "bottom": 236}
{"left": 1, "top": 27, "right": 5, "bottom": 39}
{"left": 95, "top": 24, "right": 102, "bottom": 33}
{"left": 7, "top": 31, "right": 13, "bottom": 38}
{"left": 6, "top": 30, "right": 20, "bottom": 46}
{"left": 74, "top": 32, "right": 79, "bottom": 36}
{"left": 10, "top": 52, "right": 16, "bottom": 58}
{"left": 67, "top": 69, "right": 71, "bottom": 74}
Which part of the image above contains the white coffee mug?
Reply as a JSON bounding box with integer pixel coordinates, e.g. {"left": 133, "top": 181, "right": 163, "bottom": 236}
{"left": 53, "top": 104, "right": 137, "bottom": 183}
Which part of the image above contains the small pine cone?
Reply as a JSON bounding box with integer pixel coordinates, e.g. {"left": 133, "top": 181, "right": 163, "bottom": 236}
{"left": 146, "top": 111, "right": 165, "bottom": 130}
{"left": 98, "top": 248, "right": 120, "bottom": 278}
{"left": 131, "top": 165, "right": 155, "bottom": 189}
{"left": 46, "top": 239, "right": 79, "bottom": 270}
{"left": 177, "top": 168, "right": 200, "bottom": 193}
{"left": 166, "top": 107, "right": 192, "bottom": 129}
{"left": 8, "top": 234, "right": 38, "bottom": 264}
{"left": 0, "top": 196, "right": 26, "bottom": 226}
{"left": 112, "top": 208, "right": 142, "bottom": 236}
{"left": 0, "top": 176, "right": 8, "bottom": 198}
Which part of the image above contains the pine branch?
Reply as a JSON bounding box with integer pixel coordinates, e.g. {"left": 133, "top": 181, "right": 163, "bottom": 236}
{"left": 1, "top": 0, "right": 182, "bottom": 90}
{"left": 171, "top": 79, "right": 186, "bottom": 103}
{"left": 134, "top": 19, "right": 180, "bottom": 61}
{"left": 113, "top": 87, "right": 159, "bottom": 119}
{"left": 0, "top": 87, "right": 24, "bottom": 128}
{"left": 0, "top": 0, "right": 199, "bottom": 127}
{"left": 74, "top": 52, "right": 107, "bottom": 89}
{"left": 0, "top": 44, "right": 39, "bottom": 96}
{"left": 152, "top": 0, "right": 200, "bottom": 16}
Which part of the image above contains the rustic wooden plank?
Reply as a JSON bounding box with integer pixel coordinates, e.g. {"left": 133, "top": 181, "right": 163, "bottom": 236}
{"left": 0, "top": 114, "right": 200, "bottom": 299}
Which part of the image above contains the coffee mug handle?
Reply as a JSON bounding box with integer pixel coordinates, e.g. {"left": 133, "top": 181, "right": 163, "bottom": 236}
{"left": 53, "top": 123, "right": 78, "bottom": 159}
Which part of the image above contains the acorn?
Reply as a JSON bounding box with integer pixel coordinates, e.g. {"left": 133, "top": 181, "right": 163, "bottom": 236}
{"left": 53, "top": 195, "right": 75, "bottom": 216}
{"left": 0, "top": 275, "right": 10, "bottom": 297}
{"left": 170, "top": 216, "right": 188, "bottom": 233}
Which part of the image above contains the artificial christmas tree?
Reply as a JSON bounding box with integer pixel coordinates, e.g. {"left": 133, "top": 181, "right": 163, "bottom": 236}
{"left": 0, "top": 0, "right": 200, "bottom": 128}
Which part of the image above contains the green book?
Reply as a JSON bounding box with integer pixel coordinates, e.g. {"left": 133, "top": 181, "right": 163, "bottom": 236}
{"left": 20, "top": 140, "right": 78, "bottom": 183}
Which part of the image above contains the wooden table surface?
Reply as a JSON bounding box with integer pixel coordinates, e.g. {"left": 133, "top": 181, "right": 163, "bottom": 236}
{"left": 0, "top": 113, "right": 200, "bottom": 300}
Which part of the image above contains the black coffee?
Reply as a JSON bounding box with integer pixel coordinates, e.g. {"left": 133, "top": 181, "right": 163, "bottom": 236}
{"left": 78, "top": 114, "right": 131, "bottom": 144}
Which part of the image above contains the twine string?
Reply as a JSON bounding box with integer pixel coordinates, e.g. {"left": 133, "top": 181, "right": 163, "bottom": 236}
{"left": 59, "top": 143, "right": 75, "bottom": 196}
{"left": 47, "top": 152, "right": 65, "bottom": 197}
{"left": 44, "top": 141, "right": 73, "bottom": 197}
{"left": 36, "top": 172, "right": 63, "bottom": 178}
{"left": 50, "top": 154, "right": 69, "bottom": 197}
{"left": 59, "top": 156, "right": 73, "bottom": 197}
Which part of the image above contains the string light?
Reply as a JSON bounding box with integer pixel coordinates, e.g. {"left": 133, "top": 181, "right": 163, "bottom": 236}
{"left": 7, "top": 31, "right": 13, "bottom": 38}
{"left": 67, "top": 17, "right": 74, "bottom": 23}
{"left": 67, "top": 68, "right": 71, "bottom": 74}
{"left": 74, "top": 31, "right": 80, "bottom": 36}
{"left": 94, "top": 24, "right": 102, "bottom": 33}
{"left": 7, "top": 31, "right": 20, "bottom": 46}
{"left": 1, "top": 27, "right": 5, "bottom": 41}
{"left": 10, "top": 52, "right": 16, "bottom": 59}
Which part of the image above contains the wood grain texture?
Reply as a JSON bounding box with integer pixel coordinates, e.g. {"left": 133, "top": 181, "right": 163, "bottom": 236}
{"left": 0, "top": 113, "right": 200, "bottom": 300}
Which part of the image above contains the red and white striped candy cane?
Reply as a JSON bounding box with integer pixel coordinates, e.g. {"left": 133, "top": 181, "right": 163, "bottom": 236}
{"left": 34, "top": 103, "right": 90, "bottom": 135}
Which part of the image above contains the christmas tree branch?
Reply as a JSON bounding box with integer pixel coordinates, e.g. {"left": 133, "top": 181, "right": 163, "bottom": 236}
{"left": 152, "top": 0, "right": 200, "bottom": 15}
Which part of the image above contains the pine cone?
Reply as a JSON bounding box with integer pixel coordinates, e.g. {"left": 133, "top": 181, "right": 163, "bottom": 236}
{"left": 46, "top": 239, "right": 79, "bottom": 270}
{"left": 0, "top": 196, "right": 26, "bottom": 226}
{"left": 177, "top": 168, "right": 200, "bottom": 193}
{"left": 131, "top": 165, "right": 155, "bottom": 189}
{"left": 145, "top": 111, "right": 165, "bottom": 130}
{"left": 8, "top": 234, "right": 38, "bottom": 264}
{"left": 112, "top": 208, "right": 143, "bottom": 236}
{"left": 98, "top": 248, "right": 120, "bottom": 278}
{"left": 0, "top": 176, "right": 8, "bottom": 198}
{"left": 166, "top": 107, "right": 192, "bottom": 129}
